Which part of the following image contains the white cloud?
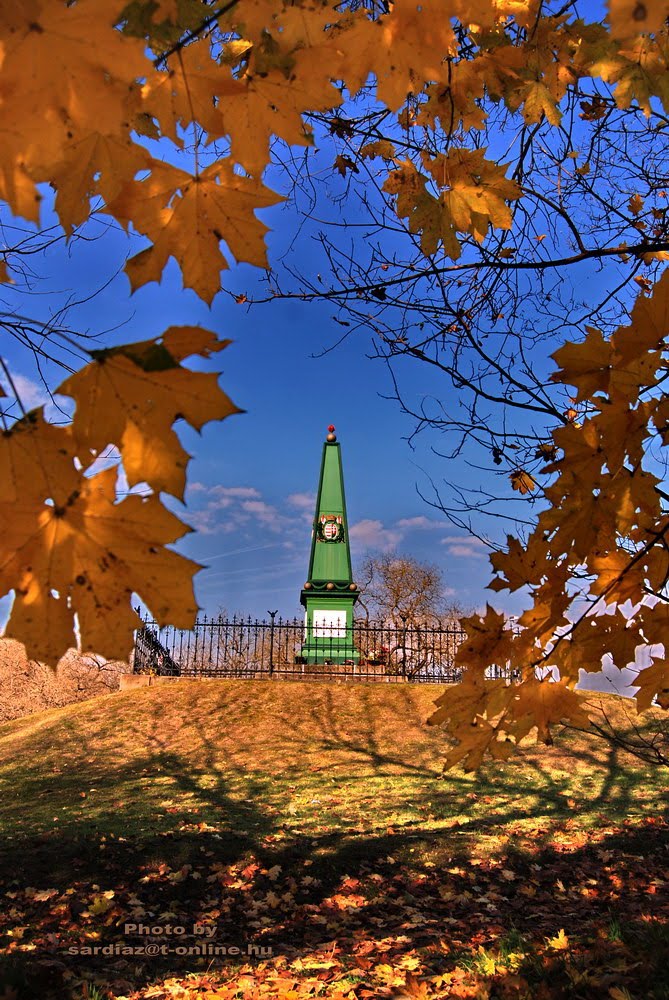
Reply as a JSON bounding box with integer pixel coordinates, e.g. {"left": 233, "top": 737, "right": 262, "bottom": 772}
{"left": 441, "top": 534, "right": 488, "bottom": 548}
{"left": 183, "top": 483, "right": 293, "bottom": 536}
{"left": 241, "top": 499, "right": 283, "bottom": 530}
{"left": 349, "top": 518, "right": 382, "bottom": 540}
{"left": 220, "top": 486, "right": 261, "bottom": 499}
{"left": 207, "top": 485, "right": 261, "bottom": 500}
{"left": 182, "top": 484, "right": 268, "bottom": 532}
{"left": 349, "top": 518, "right": 402, "bottom": 551}
{"left": 187, "top": 482, "right": 261, "bottom": 500}
{"left": 287, "top": 491, "right": 315, "bottom": 511}
{"left": 349, "top": 513, "right": 449, "bottom": 552}
{"left": 185, "top": 494, "right": 241, "bottom": 535}
{"left": 395, "top": 515, "right": 441, "bottom": 530}
{"left": 0, "top": 372, "right": 78, "bottom": 425}
{"left": 43, "top": 394, "right": 75, "bottom": 423}
{"left": 0, "top": 370, "right": 51, "bottom": 414}
{"left": 441, "top": 535, "right": 489, "bottom": 558}
{"left": 444, "top": 543, "right": 487, "bottom": 559}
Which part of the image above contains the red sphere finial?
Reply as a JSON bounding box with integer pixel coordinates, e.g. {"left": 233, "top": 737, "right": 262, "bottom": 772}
{"left": 328, "top": 424, "right": 335, "bottom": 432}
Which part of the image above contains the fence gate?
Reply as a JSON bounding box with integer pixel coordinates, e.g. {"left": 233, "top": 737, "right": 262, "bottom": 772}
{"left": 132, "top": 614, "right": 475, "bottom": 684}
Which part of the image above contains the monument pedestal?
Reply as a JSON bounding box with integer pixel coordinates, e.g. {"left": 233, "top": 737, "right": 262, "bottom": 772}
{"left": 299, "top": 594, "right": 359, "bottom": 664}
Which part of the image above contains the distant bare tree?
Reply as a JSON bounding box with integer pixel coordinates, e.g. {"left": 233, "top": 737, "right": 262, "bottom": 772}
{"left": 356, "top": 552, "right": 464, "bottom": 627}
{"left": 0, "top": 639, "right": 126, "bottom": 723}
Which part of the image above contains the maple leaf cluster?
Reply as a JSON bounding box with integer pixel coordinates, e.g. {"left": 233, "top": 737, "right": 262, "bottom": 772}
{"left": 2, "top": 0, "right": 668, "bottom": 297}
{"left": 0, "top": 328, "right": 240, "bottom": 664}
{"left": 430, "top": 271, "right": 669, "bottom": 768}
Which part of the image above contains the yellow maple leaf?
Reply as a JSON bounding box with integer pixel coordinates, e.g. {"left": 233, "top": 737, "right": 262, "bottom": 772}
{"left": 609, "top": 353, "right": 659, "bottom": 404}
{"left": 509, "top": 469, "right": 536, "bottom": 494}
{"left": 109, "top": 161, "right": 283, "bottom": 301}
{"left": 58, "top": 328, "right": 242, "bottom": 500}
{"left": 590, "top": 549, "right": 647, "bottom": 605}
{"left": 225, "top": 62, "right": 341, "bottom": 178}
{"left": 511, "top": 680, "right": 592, "bottom": 743}
{"left": 417, "top": 64, "right": 488, "bottom": 133}
{"left": 383, "top": 161, "right": 460, "bottom": 257}
{"left": 384, "top": 149, "right": 520, "bottom": 259}
{"left": 0, "top": 0, "right": 149, "bottom": 219}
{"left": 343, "top": 0, "right": 457, "bottom": 112}
{"left": 594, "top": 36, "right": 669, "bottom": 116}
{"left": 613, "top": 269, "right": 669, "bottom": 366}
{"left": 517, "top": 572, "right": 571, "bottom": 649}
{"left": 520, "top": 80, "right": 563, "bottom": 125}
{"left": 374, "top": 963, "right": 406, "bottom": 986}
{"left": 456, "top": 605, "right": 518, "bottom": 672}
{"left": 0, "top": 411, "right": 80, "bottom": 507}
{"left": 197, "top": 5, "right": 357, "bottom": 177}
{"left": 634, "top": 659, "right": 669, "bottom": 711}
{"left": 0, "top": 325, "right": 242, "bottom": 663}
{"left": 424, "top": 148, "right": 521, "bottom": 238}
{"left": 0, "top": 162, "right": 42, "bottom": 225}
{"left": 489, "top": 535, "right": 548, "bottom": 592}
{"left": 641, "top": 249, "right": 669, "bottom": 263}
{"left": 87, "top": 892, "right": 115, "bottom": 916}
{"left": 647, "top": 545, "right": 669, "bottom": 595}
{"left": 359, "top": 140, "right": 397, "bottom": 160}
{"left": 50, "top": 131, "right": 150, "bottom": 234}
{"left": 1, "top": 461, "right": 202, "bottom": 664}
{"left": 546, "top": 928, "right": 569, "bottom": 950}
{"left": 429, "top": 672, "right": 511, "bottom": 729}
{"left": 608, "top": 0, "right": 669, "bottom": 38}
{"left": 443, "top": 717, "right": 516, "bottom": 772}
{"left": 141, "top": 39, "right": 243, "bottom": 145}
{"left": 540, "top": 474, "right": 618, "bottom": 561}
{"left": 593, "top": 400, "right": 653, "bottom": 470}
{"left": 547, "top": 421, "right": 601, "bottom": 477}
{"left": 552, "top": 612, "right": 641, "bottom": 680}
{"left": 551, "top": 326, "right": 612, "bottom": 401}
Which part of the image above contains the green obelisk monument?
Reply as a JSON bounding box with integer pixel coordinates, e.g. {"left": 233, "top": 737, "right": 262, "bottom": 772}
{"left": 300, "top": 425, "right": 359, "bottom": 664}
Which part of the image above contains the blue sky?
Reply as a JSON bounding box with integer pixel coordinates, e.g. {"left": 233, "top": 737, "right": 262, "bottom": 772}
{"left": 0, "top": 50, "right": 634, "bottom": 640}
{"left": 0, "top": 188, "right": 526, "bottom": 626}
{"left": 0, "top": 2, "right": 634, "bottom": 634}
{"left": 0, "top": 4, "right": 651, "bottom": 700}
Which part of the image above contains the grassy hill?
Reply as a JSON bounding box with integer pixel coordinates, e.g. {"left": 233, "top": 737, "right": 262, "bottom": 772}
{"left": 0, "top": 681, "right": 667, "bottom": 1000}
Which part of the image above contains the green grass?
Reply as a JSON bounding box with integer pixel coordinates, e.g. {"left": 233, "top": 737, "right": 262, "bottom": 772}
{"left": 0, "top": 681, "right": 663, "bottom": 854}
{"left": 0, "top": 681, "right": 667, "bottom": 999}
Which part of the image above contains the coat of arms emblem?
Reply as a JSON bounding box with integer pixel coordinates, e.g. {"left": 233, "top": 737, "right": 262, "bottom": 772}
{"left": 317, "top": 515, "right": 343, "bottom": 542}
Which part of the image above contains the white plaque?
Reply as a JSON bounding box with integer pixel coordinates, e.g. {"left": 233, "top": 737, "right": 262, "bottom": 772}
{"left": 312, "top": 609, "right": 346, "bottom": 638}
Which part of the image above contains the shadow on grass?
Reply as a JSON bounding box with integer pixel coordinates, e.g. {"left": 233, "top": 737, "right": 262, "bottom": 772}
{"left": 1, "top": 799, "right": 667, "bottom": 999}
{"left": 0, "top": 686, "right": 667, "bottom": 998}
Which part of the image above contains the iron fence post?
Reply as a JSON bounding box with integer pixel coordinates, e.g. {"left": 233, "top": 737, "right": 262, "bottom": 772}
{"left": 268, "top": 610, "right": 278, "bottom": 676}
{"left": 400, "top": 614, "right": 407, "bottom": 680}
{"left": 133, "top": 605, "right": 143, "bottom": 673}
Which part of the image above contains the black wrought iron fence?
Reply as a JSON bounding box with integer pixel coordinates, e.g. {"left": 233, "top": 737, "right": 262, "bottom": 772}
{"left": 132, "top": 613, "right": 513, "bottom": 684}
